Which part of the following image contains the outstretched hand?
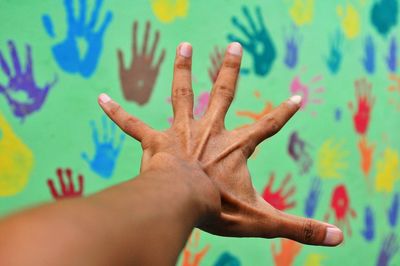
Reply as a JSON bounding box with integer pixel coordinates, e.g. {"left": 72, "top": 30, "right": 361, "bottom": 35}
{"left": 98, "top": 42, "right": 343, "bottom": 246}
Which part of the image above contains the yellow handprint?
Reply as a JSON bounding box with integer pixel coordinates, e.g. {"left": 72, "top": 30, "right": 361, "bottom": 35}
{"left": 337, "top": 3, "right": 361, "bottom": 39}
{"left": 304, "top": 254, "right": 325, "bottom": 266}
{"left": 0, "top": 113, "right": 34, "bottom": 196}
{"left": 150, "top": 0, "right": 188, "bottom": 23}
{"left": 289, "top": 0, "right": 315, "bottom": 26}
{"left": 375, "top": 148, "right": 400, "bottom": 193}
{"left": 317, "top": 138, "right": 348, "bottom": 179}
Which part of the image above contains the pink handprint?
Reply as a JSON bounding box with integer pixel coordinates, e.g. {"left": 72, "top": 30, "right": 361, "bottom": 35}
{"left": 47, "top": 168, "right": 84, "bottom": 200}
{"left": 208, "top": 46, "right": 224, "bottom": 83}
{"left": 262, "top": 173, "right": 296, "bottom": 211}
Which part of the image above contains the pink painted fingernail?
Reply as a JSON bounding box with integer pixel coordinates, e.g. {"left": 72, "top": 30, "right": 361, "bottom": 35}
{"left": 323, "top": 226, "right": 343, "bottom": 246}
{"left": 99, "top": 93, "right": 111, "bottom": 103}
{"left": 228, "top": 42, "right": 242, "bottom": 56}
{"left": 179, "top": 42, "right": 192, "bottom": 58}
{"left": 289, "top": 95, "right": 302, "bottom": 105}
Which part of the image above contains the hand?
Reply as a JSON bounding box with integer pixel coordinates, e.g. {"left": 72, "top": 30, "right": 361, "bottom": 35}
{"left": 351, "top": 78, "right": 375, "bottom": 135}
{"left": 47, "top": 168, "right": 84, "bottom": 200}
{"left": 98, "top": 42, "right": 343, "bottom": 246}
{"left": 304, "top": 177, "right": 321, "bottom": 218}
{"left": 262, "top": 173, "right": 296, "bottom": 211}
{"left": 117, "top": 21, "right": 166, "bottom": 105}
{"left": 388, "top": 192, "right": 399, "bottom": 228}
{"left": 361, "top": 206, "right": 374, "bottom": 241}
{"left": 362, "top": 35, "right": 375, "bottom": 75}
{"left": 386, "top": 36, "right": 397, "bottom": 73}
{"left": 377, "top": 233, "right": 399, "bottom": 266}
{"left": 325, "top": 31, "right": 343, "bottom": 75}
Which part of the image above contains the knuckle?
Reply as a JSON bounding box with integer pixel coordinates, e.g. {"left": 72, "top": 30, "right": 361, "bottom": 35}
{"left": 175, "top": 60, "right": 191, "bottom": 70}
{"left": 302, "top": 219, "right": 315, "bottom": 243}
{"left": 214, "top": 84, "right": 234, "bottom": 102}
{"left": 109, "top": 104, "right": 121, "bottom": 116}
{"left": 223, "top": 60, "right": 240, "bottom": 71}
{"left": 174, "top": 86, "right": 194, "bottom": 98}
{"left": 265, "top": 116, "right": 281, "bottom": 134}
{"left": 122, "top": 116, "right": 138, "bottom": 133}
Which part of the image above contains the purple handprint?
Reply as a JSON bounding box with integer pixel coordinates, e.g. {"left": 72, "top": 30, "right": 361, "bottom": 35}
{"left": 386, "top": 36, "right": 397, "bottom": 73}
{"left": 377, "top": 233, "right": 399, "bottom": 266}
{"left": 0, "top": 41, "right": 56, "bottom": 120}
{"left": 288, "top": 131, "right": 312, "bottom": 174}
{"left": 304, "top": 177, "right": 321, "bottom": 218}
{"left": 283, "top": 25, "right": 301, "bottom": 69}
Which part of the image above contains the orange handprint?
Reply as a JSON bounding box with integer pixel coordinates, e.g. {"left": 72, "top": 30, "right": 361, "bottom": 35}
{"left": 271, "top": 238, "right": 302, "bottom": 266}
{"left": 358, "top": 137, "right": 375, "bottom": 180}
{"left": 182, "top": 230, "right": 210, "bottom": 266}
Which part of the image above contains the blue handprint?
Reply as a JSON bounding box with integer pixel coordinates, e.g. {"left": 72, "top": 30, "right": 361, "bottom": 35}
{"left": 377, "top": 233, "right": 399, "bottom": 266}
{"left": 362, "top": 35, "right": 375, "bottom": 75}
{"left": 42, "top": 0, "right": 113, "bottom": 78}
{"left": 214, "top": 252, "right": 241, "bottom": 266}
{"left": 82, "top": 116, "right": 125, "bottom": 179}
{"left": 325, "top": 31, "right": 343, "bottom": 75}
{"left": 304, "top": 177, "right": 321, "bottom": 218}
{"left": 388, "top": 192, "right": 399, "bottom": 228}
{"left": 228, "top": 6, "right": 276, "bottom": 76}
{"left": 284, "top": 25, "right": 301, "bottom": 69}
{"left": 0, "top": 41, "right": 57, "bottom": 121}
{"left": 361, "top": 206, "right": 375, "bottom": 242}
{"left": 386, "top": 36, "right": 397, "bottom": 73}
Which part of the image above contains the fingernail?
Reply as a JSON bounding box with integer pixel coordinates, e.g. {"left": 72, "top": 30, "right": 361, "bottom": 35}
{"left": 324, "top": 227, "right": 343, "bottom": 246}
{"left": 228, "top": 42, "right": 242, "bottom": 56}
{"left": 179, "top": 42, "right": 192, "bottom": 58}
{"left": 99, "top": 93, "right": 111, "bottom": 103}
{"left": 289, "top": 95, "right": 302, "bottom": 105}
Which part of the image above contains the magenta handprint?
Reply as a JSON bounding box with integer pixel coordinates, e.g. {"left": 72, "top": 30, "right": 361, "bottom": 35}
{"left": 0, "top": 41, "right": 56, "bottom": 120}
{"left": 262, "top": 173, "right": 296, "bottom": 211}
{"left": 47, "top": 168, "right": 84, "bottom": 200}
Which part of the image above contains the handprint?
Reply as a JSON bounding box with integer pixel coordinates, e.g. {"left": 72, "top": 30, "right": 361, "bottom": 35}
{"left": 0, "top": 41, "right": 56, "bottom": 120}
{"left": 388, "top": 74, "right": 400, "bottom": 110}
{"left": 82, "top": 116, "right": 125, "bottom": 179}
{"left": 337, "top": 3, "right": 361, "bottom": 39}
{"left": 289, "top": 0, "right": 315, "bottom": 26}
{"left": 236, "top": 101, "right": 274, "bottom": 124}
{"left": 371, "top": 0, "right": 398, "bottom": 36}
{"left": 0, "top": 112, "right": 33, "bottom": 196}
{"left": 325, "top": 184, "right": 356, "bottom": 236}
{"left": 325, "top": 31, "right": 343, "bottom": 75}
{"left": 316, "top": 138, "right": 348, "bottom": 179}
{"left": 358, "top": 137, "right": 375, "bottom": 179}
{"left": 271, "top": 238, "right": 302, "bottom": 266}
{"left": 47, "top": 168, "right": 84, "bottom": 200}
{"left": 388, "top": 193, "right": 399, "bottom": 228}
{"left": 362, "top": 35, "right": 375, "bottom": 75}
{"left": 208, "top": 46, "right": 224, "bottom": 83}
{"left": 376, "top": 233, "right": 399, "bottom": 266}
{"left": 288, "top": 131, "right": 312, "bottom": 174}
{"left": 284, "top": 25, "right": 301, "bottom": 69}
{"left": 42, "top": 0, "right": 113, "bottom": 78}
{"left": 150, "top": 0, "right": 189, "bottom": 23}
{"left": 375, "top": 148, "right": 400, "bottom": 193}
{"left": 304, "top": 177, "right": 321, "bottom": 218}
{"left": 213, "top": 252, "right": 241, "bottom": 266}
{"left": 228, "top": 6, "right": 276, "bottom": 76}
{"left": 386, "top": 36, "right": 397, "bottom": 73}
{"left": 262, "top": 173, "right": 296, "bottom": 211}
{"left": 182, "top": 230, "right": 210, "bottom": 266}
{"left": 118, "top": 21, "right": 166, "bottom": 105}
{"left": 304, "top": 254, "right": 325, "bottom": 266}
{"left": 168, "top": 92, "right": 210, "bottom": 124}
{"left": 350, "top": 78, "right": 375, "bottom": 135}
{"left": 361, "top": 206, "right": 375, "bottom": 241}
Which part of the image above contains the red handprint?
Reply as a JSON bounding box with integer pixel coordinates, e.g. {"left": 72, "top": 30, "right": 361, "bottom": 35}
{"left": 47, "top": 168, "right": 84, "bottom": 200}
{"left": 350, "top": 78, "right": 375, "bottom": 135}
{"left": 208, "top": 46, "right": 224, "bottom": 83}
{"left": 324, "top": 184, "right": 356, "bottom": 236}
{"left": 271, "top": 238, "right": 302, "bottom": 266}
{"left": 262, "top": 173, "right": 296, "bottom": 211}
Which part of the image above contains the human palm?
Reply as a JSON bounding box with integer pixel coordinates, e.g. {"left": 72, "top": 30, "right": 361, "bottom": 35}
{"left": 98, "top": 42, "right": 343, "bottom": 246}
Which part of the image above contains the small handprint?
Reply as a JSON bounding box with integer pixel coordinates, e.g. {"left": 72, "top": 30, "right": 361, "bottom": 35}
{"left": 375, "top": 147, "right": 400, "bottom": 193}
{"left": 362, "top": 35, "right": 375, "bottom": 75}
{"left": 0, "top": 41, "right": 57, "bottom": 120}
{"left": 388, "top": 192, "right": 399, "bottom": 228}
{"left": 42, "top": 0, "right": 113, "bottom": 78}
{"left": 316, "top": 138, "right": 348, "bottom": 179}
{"left": 213, "top": 252, "right": 241, "bottom": 266}
{"left": 325, "top": 31, "right": 343, "bottom": 75}
{"left": 47, "top": 168, "right": 84, "bottom": 200}
{"left": 358, "top": 137, "right": 375, "bottom": 180}
{"left": 82, "top": 116, "right": 125, "bottom": 179}
{"left": 304, "top": 254, "right": 325, "bottom": 266}
{"left": 386, "top": 36, "right": 397, "bottom": 73}
{"left": 262, "top": 173, "right": 296, "bottom": 211}
{"left": 337, "top": 3, "right": 361, "bottom": 39}
{"left": 150, "top": 0, "right": 188, "bottom": 23}
{"left": 371, "top": 0, "right": 398, "bottom": 36}
{"left": 271, "top": 238, "right": 302, "bottom": 266}
{"left": 182, "top": 230, "right": 210, "bottom": 266}
{"left": 361, "top": 206, "right": 375, "bottom": 241}
{"left": 118, "top": 21, "right": 166, "bottom": 105}
{"left": 376, "top": 233, "right": 399, "bottom": 266}
{"left": 289, "top": 0, "right": 315, "bottom": 26}
{"left": 288, "top": 131, "right": 312, "bottom": 174}
{"left": 388, "top": 74, "right": 400, "bottom": 110}
{"left": 208, "top": 46, "right": 224, "bottom": 83}
{"left": 349, "top": 78, "right": 375, "bottom": 136}
{"left": 228, "top": 6, "right": 276, "bottom": 76}
{"left": 304, "top": 177, "right": 321, "bottom": 218}
{"left": 283, "top": 25, "right": 301, "bottom": 69}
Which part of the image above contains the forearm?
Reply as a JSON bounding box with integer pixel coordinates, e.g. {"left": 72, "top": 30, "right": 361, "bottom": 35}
{"left": 0, "top": 169, "right": 208, "bottom": 266}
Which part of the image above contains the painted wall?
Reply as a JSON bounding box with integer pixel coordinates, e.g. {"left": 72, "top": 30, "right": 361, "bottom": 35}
{"left": 1, "top": 0, "right": 400, "bottom": 265}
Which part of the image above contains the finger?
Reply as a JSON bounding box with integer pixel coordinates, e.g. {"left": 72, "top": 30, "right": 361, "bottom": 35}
{"left": 98, "top": 93, "right": 154, "bottom": 142}
{"left": 78, "top": 0, "right": 86, "bottom": 28}
{"left": 276, "top": 212, "right": 343, "bottom": 246}
{"left": 242, "top": 95, "right": 302, "bottom": 147}
{"left": 117, "top": 49, "right": 126, "bottom": 71}
{"left": 88, "top": 0, "right": 102, "bottom": 29}
{"left": 8, "top": 40, "right": 21, "bottom": 75}
{"left": 231, "top": 17, "right": 252, "bottom": 39}
{"left": 142, "top": 21, "right": 150, "bottom": 55}
{"left": 242, "top": 6, "right": 257, "bottom": 33}
{"left": 149, "top": 30, "right": 160, "bottom": 60}
{"left": 25, "top": 45, "right": 33, "bottom": 74}
{"left": 171, "top": 42, "right": 194, "bottom": 120}
{"left": 155, "top": 48, "right": 166, "bottom": 70}
{"left": 205, "top": 42, "right": 242, "bottom": 124}
{"left": 0, "top": 51, "right": 11, "bottom": 77}
{"left": 132, "top": 21, "right": 138, "bottom": 57}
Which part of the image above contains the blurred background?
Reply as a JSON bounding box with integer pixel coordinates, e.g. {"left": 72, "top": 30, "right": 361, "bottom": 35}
{"left": 0, "top": 0, "right": 399, "bottom": 265}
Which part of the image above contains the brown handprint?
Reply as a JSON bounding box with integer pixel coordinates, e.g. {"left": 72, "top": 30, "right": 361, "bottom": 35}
{"left": 271, "top": 238, "right": 302, "bottom": 266}
{"left": 208, "top": 46, "right": 224, "bottom": 83}
{"left": 117, "top": 21, "right": 166, "bottom": 105}
{"left": 47, "top": 168, "right": 84, "bottom": 200}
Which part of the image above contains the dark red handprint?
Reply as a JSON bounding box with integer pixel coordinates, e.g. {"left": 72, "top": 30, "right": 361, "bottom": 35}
{"left": 350, "top": 78, "right": 375, "bottom": 135}
{"left": 47, "top": 168, "right": 84, "bottom": 200}
{"left": 208, "top": 46, "right": 224, "bottom": 83}
{"left": 325, "top": 184, "right": 356, "bottom": 236}
{"left": 262, "top": 173, "right": 296, "bottom": 211}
